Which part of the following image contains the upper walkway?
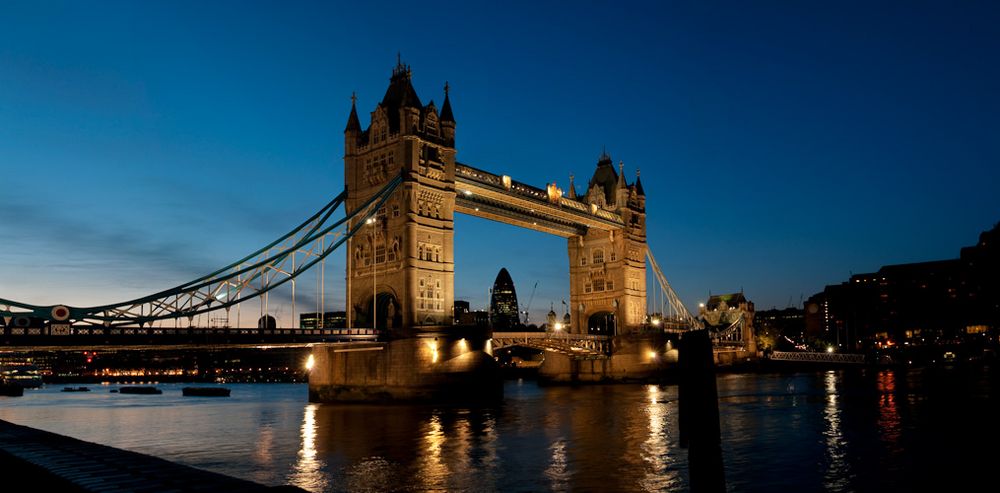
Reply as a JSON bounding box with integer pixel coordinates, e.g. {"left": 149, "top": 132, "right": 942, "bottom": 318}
{"left": 455, "top": 163, "right": 624, "bottom": 237}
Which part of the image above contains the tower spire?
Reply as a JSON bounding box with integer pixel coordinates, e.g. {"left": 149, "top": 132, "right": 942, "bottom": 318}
{"left": 440, "top": 81, "right": 455, "bottom": 123}
{"left": 617, "top": 160, "right": 627, "bottom": 189}
{"left": 345, "top": 91, "right": 361, "bottom": 133}
{"left": 635, "top": 168, "right": 645, "bottom": 196}
{"left": 567, "top": 173, "right": 577, "bottom": 199}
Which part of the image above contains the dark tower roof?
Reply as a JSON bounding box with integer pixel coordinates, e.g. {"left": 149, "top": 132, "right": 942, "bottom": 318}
{"left": 379, "top": 58, "right": 423, "bottom": 132}
{"left": 345, "top": 92, "right": 361, "bottom": 133}
{"left": 635, "top": 169, "right": 645, "bottom": 196}
{"left": 588, "top": 151, "right": 618, "bottom": 204}
{"left": 440, "top": 82, "right": 455, "bottom": 123}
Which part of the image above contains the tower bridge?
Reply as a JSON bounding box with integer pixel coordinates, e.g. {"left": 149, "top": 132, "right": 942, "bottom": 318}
{"left": 1, "top": 61, "right": 755, "bottom": 399}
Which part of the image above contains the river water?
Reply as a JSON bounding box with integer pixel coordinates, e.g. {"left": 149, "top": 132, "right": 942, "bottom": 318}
{"left": 1, "top": 367, "right": 997, "bottom": 492}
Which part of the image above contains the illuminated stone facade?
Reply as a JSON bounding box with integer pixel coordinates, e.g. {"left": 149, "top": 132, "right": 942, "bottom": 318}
{"left": 567, "top": 154, "right": 648, "bottom": 335}
{"left": 344, "top": 63, "right": 649, "bottom": 336}
{"left": 344, "top": 61, "right": 456, "bottom": 331}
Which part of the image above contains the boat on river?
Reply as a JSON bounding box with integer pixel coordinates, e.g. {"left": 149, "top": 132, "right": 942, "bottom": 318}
{"left": 182, "top": 387, "right": 231, "bottom": 397}
{"left": 0, "top": 382, "right": 24, "bottom": 397}
{"left": 117, "top": 386, "right": 162, "bottom": 395}
{"left": 0, "top": 364, "right": 43, "bottom": 388}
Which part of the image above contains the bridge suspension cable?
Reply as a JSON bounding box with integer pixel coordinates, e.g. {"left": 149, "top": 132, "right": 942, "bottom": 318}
{"left": 645, "top": 248, "right": 702, "bottom": 330}
{"left": 1, "top": 174, "right": 403, "bottom": 328}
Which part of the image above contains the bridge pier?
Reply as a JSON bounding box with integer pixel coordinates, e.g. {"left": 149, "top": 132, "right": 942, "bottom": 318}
{"left": 308, "top": 328, "right": 501, "bottom": 403}
{"left": 537, "top": 333, "right": 678, "bottom": 384}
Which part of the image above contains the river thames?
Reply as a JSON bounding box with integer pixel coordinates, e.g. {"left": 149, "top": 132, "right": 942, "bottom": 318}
{"left": 1, "top": 367, "right": 996, "bottom": 492}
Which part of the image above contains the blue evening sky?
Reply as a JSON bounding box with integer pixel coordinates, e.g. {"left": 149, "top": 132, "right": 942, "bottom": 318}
{"left": 2, "top": 1, "right": 998, "bottom": 326}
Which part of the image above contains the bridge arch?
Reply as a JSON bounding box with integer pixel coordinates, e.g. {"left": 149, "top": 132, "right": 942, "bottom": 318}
{"left": 356, "top": 288, "right": 402, "bottom": 330}
{"left": 586, "top": 311, "right": 616, "bottom": 336}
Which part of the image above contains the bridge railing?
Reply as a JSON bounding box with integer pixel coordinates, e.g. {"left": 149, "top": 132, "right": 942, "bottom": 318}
{"left": 769, "top": 351, "right": 866, "bottom": 364}
{"left": 1, "top": 326, "right": 381, "bottom": 338}
{"left": 491, "top": 331, "right": 610, "bottom": 342}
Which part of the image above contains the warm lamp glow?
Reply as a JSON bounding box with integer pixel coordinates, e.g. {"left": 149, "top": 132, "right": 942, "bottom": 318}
{"left": 305, "top": 354, "right": 315, "bottom": 371}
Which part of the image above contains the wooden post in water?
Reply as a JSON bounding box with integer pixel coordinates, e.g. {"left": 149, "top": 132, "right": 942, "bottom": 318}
{"left": 678, "top": 328, "right": 726, "bottom": 492}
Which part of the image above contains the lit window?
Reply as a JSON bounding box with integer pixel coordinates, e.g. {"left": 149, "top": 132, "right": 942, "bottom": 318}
{"left": 593, "top": 249, "right": 604, "bottom": 264}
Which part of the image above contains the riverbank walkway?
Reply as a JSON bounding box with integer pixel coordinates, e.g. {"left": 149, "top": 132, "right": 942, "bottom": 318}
{"left": 0, "top": 419, "right": 304, "bottom": 492}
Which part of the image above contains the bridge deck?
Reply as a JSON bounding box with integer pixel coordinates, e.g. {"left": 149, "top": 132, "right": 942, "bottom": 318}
{"left": 491, "top": 331, "right": 611, "bottom": 358}
{"left": 1, "top": 327, "right": 379, "bottom": 347}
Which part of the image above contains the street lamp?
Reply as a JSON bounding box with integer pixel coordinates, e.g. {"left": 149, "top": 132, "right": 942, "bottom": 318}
{"left": 367, "top": 217, "right": 377, "bottom": 332}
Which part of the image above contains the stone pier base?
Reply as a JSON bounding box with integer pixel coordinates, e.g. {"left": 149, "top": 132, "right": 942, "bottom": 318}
{"left": 538, "top": 333, "right": 679, "bottom": 384}
{"left": 308, "top": 333, "right": 502, "bottom": 403}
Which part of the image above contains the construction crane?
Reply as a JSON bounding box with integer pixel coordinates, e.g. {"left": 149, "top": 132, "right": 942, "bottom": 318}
{"left": 521, "top": 281, "right": 538, "bottom": 324}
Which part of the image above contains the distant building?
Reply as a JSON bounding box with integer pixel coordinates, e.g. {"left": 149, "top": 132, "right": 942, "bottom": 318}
{"left": 489, "top": 268, "right": 520, "bottom": 329}
{"left": 756, "top": 307, "right": 805, "bottom": 338}
{"left": 698, "top": 292, "right": 755, "bottom": 350}
{"left": 805, "top": 222, "right": 1000, "bottom": 348}
{"left": 459, "top": 310, "right": 490, "bottom": 327}
{"left": 756, "top": 307, "right": 805, "bottom": 349}
{"left": 299, "top": 311, "right": 347, "bottom": 329}
{"left": 453, "top": 300, "right": 470, "bottom": 324}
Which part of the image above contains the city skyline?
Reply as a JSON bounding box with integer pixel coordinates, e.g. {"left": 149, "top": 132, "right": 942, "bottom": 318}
{"left": 2, "top": 2, "right": 999, "bottom": 326}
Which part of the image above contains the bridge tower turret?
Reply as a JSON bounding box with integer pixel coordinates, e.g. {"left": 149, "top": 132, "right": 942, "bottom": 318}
{"left": 567, "top": 153, "right": 647, "bottom": 335}
{"left": 344, "top": 60, "right": 457, "bottom": 333}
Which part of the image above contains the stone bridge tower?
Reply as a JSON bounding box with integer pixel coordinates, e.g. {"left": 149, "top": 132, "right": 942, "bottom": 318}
{"left": 567, "top": 153, "right": 647, "bottom": 335}
{"left": 344, "top": 60, "right": 457, "bottom": 332}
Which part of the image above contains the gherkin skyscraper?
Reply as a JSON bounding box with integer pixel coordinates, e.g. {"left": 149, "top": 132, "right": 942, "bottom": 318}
{"left": 489, "top": 268, "right": 520, "bottom": 329}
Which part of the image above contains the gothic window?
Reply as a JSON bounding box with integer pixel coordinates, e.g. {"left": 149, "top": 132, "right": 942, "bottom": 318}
{"left": 584, "top": 282, "right": 593, "bottom": 294}
{"left": 610, "top": 250, "right": 617, "bottom": 262}
{"left": 592, "top": 249, "right": 605, "bottom": 264}
{"left": 606, "top": 280, "right": 614, "bottom": 291}
{"left": 419, "top": 278, "right": 425, "bottom": 287}
{"left": 375, "top": 242, "right": 386, "bottom": 264}
{"left": 418, "top": 245, "right": 424, "bottom": 260}
{"left": 388, "top": 239, "right": 399, "bottom": 262}
{"left": 377, "top": 206, "right": 387, "bottom": 223}
{"left": 581, "top": 255, "right": 588, "bottom": 266}
{"left": 392, "top": 204, "right": 400, "bottom": 217}
{"left": 593, "top": 278, "right": 605, "bottom": 292}
{"left": 434, "top": 247, "right": 440, "bottom": 262}
{"left": 435, "top": 280, "right": 441, "bottom": 289}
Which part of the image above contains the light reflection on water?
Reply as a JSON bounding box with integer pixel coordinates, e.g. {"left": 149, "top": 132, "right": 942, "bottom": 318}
{"left": 822, "top": 370, "right": 852, "bottom": 491}
{"left": 1, "top": 368, "right": 997, "bottom": 492}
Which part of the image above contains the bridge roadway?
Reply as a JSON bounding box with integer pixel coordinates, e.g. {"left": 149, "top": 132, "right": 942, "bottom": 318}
{"left": 491, "top": 331, "right": 611, "bottom": 358}
{"left": 1, "top": 326, "right": 378, "bottom": 350}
